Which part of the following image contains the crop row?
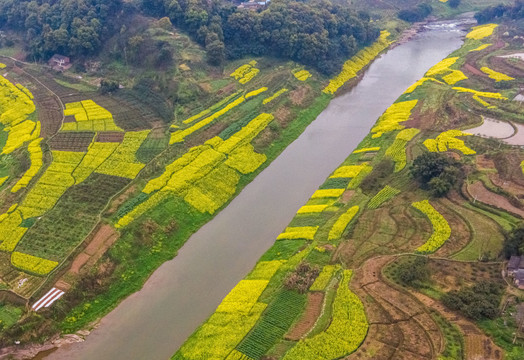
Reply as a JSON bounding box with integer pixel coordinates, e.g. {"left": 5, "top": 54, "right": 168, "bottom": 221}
{"left": 367, "top": 185, "right": 400, "bottom": 209}
{"left": 236, "top": 290, "right": 305, "bottom": 359}
{"left": 310, "top": 264, "right": 339, "bottom": 291}
{"left": 385, "top": 128, "right": 420, "bottom": 172}
{"left": 119, "top": 113, "right": 274, "bottom": 226}
{"left": 412, "top": 199, "right": 451, "bottom": 254}
{"left": 263, "top": 88, "right": 288, "bottom": 105}
{"left": 230, "top": 61, "right": 259, "bottom": 84}
{"left": 371, "top": 99, "right": 418, "bottom": 138}
{"left": 480, "top": 66, "right": 514, "bottom": 81}
{"left": 170, "top": 88, "right": 269, "bottom": 144}
{"left": 11, "top": 138, "right": 43, "bottom": 193}
{"left": 62, "top": 100, "right": 122, "bottom": 132}
{"left": 328, "top": 206, "right": 359, "bottom": 240}
{"left": 282, "top": 270, "right": 368, "bottom": 360}
{"left": 323, "top": 31, "right": 391, "bottom": 94}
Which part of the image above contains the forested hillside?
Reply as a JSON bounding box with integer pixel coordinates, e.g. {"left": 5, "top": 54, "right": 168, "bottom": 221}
{"left": 0, "top": 0, "right": 379, "bottom": 74}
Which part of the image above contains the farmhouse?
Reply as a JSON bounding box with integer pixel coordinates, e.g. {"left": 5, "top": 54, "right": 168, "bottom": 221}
{"left": 515, "top": 269, "right": 524, "bottom": 290}
{"left": 48, "top": 54, "right": 72, "bottom": 71}
{"left": 508, "top": 255, "right": 524, "bottom": 275}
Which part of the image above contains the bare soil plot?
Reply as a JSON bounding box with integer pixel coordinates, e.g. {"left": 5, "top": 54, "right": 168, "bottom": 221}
{"left": 48, "top": 132, "right": 95, "bottom": 152}
{"left": 96, "top": 132, "right": 125, "bottom": 143}
{"left": 348, "top": 256, "right": 443, "bottom": 360}
{"left": 286, "top": 292, "right": 324, "bottom": 340}
{"left": 468, "top": 181, "right": 524, "bottom": 218}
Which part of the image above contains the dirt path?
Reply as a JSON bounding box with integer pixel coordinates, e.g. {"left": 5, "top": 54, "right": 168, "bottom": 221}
{"left": 468, "top": 181, "right": 524, "bottom": 218}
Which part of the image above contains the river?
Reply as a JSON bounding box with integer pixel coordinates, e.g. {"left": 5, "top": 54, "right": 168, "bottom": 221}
{"left": 46, "top": 20, "right": 466, "bottom": 360}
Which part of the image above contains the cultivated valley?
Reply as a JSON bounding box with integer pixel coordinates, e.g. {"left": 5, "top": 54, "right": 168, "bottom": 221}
{"left": 1, "top": 0, "right": 524, "bottom": 359}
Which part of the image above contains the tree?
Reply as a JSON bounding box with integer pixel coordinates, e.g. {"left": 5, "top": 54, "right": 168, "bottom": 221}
{"left": 503, "top": 225, "right": 524, "bottom": 258}
{"left": 396, "top": 256, "right": 430, "bottom": 287}
{"left": 99, "top": 79, "right": 119, "bottom": 94}
{"left": 410, "top": 152, "right": 463, "bottom": 197}
{"left": 448, "top": 0, "right": 461, "bottom": 9}
{"left": 206, "top": 39, "right": 225, "bottom": 66}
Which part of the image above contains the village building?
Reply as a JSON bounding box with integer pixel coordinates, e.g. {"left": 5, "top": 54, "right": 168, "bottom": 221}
{"left": 48, "top": 54, "right": 72, "bottom": 71}
{"left": 507, "top": 256, "right": 524, "bottom": 289}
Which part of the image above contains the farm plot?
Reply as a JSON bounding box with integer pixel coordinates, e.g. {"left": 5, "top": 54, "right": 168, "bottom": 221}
{"left": 15, "top": 174, "right": 129, "bottom": 264}
{"left": 48, "top": 132, "right": 95, "bottom": 151}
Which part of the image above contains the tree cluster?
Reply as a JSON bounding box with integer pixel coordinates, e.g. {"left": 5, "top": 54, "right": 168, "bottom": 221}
{"left": 442, "top": 281, "right": 504, "bottom": 320}
{"left": 395, "top": 256, "right": 430, "bottom": 288}
{"left": 397, "top": 3, "right": 433, "bottom": 23}
{"left": 284, "top": 262, "right": 320, "bottom": 294}
{"left": 141, "top": 0, "right": 379, "bottom": 73}
{"left": 503, "top": 225, "right": 524, "bottom": 259}
{"left": 0, "top": 0, "right": 124, "bottom": 60}
{"left": 475, "top": 1, "right": 524, "bottom": 24}
{"left": 410, "top": 152, "right": 463, "bottom": 197}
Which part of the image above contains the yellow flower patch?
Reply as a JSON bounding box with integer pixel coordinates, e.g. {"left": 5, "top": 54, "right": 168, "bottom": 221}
{"left": 0, "top": 176, "right": 7, "bottom": 186}
{"left": 0, "top": 63, "right": 5, "bottom": 69}
{"left": 311, "top": 189, "right": 345, "bottom": 199}
{"left": 330, "top": 164, "right": 369, "bottom": 178}
{"left": 412, "top": 200, "right": 451, "bottom": 253}
{"left": 310, "top": 264, "right": 339, "bottom": 291}
{"left": 328, "top": 205, "right": 359, "bottom": 240}
{"left": 470, "top": 43, "right": 491, "bottom": 52}
{"left": 480, "top": 66, "right": 514, "bottom": 81}
{"left": 293, "top": 70, "right": 311, "bottom": 81}
{"left": 263, "top": 88, "right": 288, "bottom": 104}
{"left": 62, "top": 100, "right": 122, "bottom": 132}
{"left": 466, "top": 24, "right": 498, "bottom": 40}
{"left": 426, "top": 57, "right": 459, "bottom": 77}
{"left": 11, "top": 252, "right": 58, "bottom": 276}
{"left": 230, "top": 61, "right": 259, "bottom": 84}
{"left": 404, "top": 77, "right": 443, "bottom": 94}
{"left": 385, "top": 128, "right": 420, "bottom": 172}
{"left": 296, "top": 204, "right": 328, "bottom": 214}
{"left": 323, "top": 31, "right": 391, "bottom": 94}
{"left": 423, "top": 129, "right": 475, "bottom": 155}
{"left": 353, "top": 147, "right": 380, "bottom": 154}
{"left": 247, "top": 260, "right": 285, "bottom": 280}
{"left": 276, "top": 226, "right": 319, "bottom": 240}
{"left": 371, "top": 100, "right": 418, "bottom": 138}
{"left": 95, "top": 130, "right": 150, "bottom": 179}
{"left": 11, "top": 138, "right": 43, "bottom": 192}
{"left": 442, "top": 70, "right": 468, "bottom": 85}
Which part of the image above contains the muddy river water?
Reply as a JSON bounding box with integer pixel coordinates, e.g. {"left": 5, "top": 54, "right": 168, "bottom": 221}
{"left": 46, "top": 21, "right": 467, "bottom": 360}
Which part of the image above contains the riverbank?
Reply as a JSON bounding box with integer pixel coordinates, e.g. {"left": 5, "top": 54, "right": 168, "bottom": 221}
{"left": 45, "top": 20, "right": 467, "bottom": 360}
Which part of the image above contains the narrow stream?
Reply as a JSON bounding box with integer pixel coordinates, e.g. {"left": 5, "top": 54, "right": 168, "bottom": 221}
{"left": 47, "top": 21, "right": 466, "bottom": 360}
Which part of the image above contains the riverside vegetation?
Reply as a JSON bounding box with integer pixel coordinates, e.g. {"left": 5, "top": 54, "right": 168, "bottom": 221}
{"left": 1, "top": 1, "right": 524, "bottom": 359}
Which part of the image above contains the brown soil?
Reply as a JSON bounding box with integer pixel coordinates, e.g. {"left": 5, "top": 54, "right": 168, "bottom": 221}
{"left": 96, "top": 132, "right": 125, "bottom": 143}
{"left": 274, "top": 107, "right": 292, "bottom": 128}
{"left": 476, "top": 154, "right": 496, "bottom": 170}
{"left": 289, "top": 86, "right": 310, "bottom": 106}
{"left": 340, "top": 190, "right": 355, "bottom": 204}
{"left": 69, "top": 225, "right": 119, "bottom": 275}
{"left": 348, "top": 256, "right": 442, "bottom": 360}
{"left": 185, "top": 122, "right": 228, "bottom": 148}
{"left": 106, "top": 185, "right": 137, "bottom": 215}
{"left": 413, "top": 292, "right": 503, "bottom": 360}
{"left": 468, "top": 181, "right": 524, "bottom": 218}
{"left": 464, "top": 63, "right": 485, "bottom": 77}
{"left": 432, "top": 200, "right": 470, "bottom": 257}
{"left": 490, "top": 173, "right": 524, "bottom": 197}
{"left": 286, "top": 292, "right": 324, "bottom": 340}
